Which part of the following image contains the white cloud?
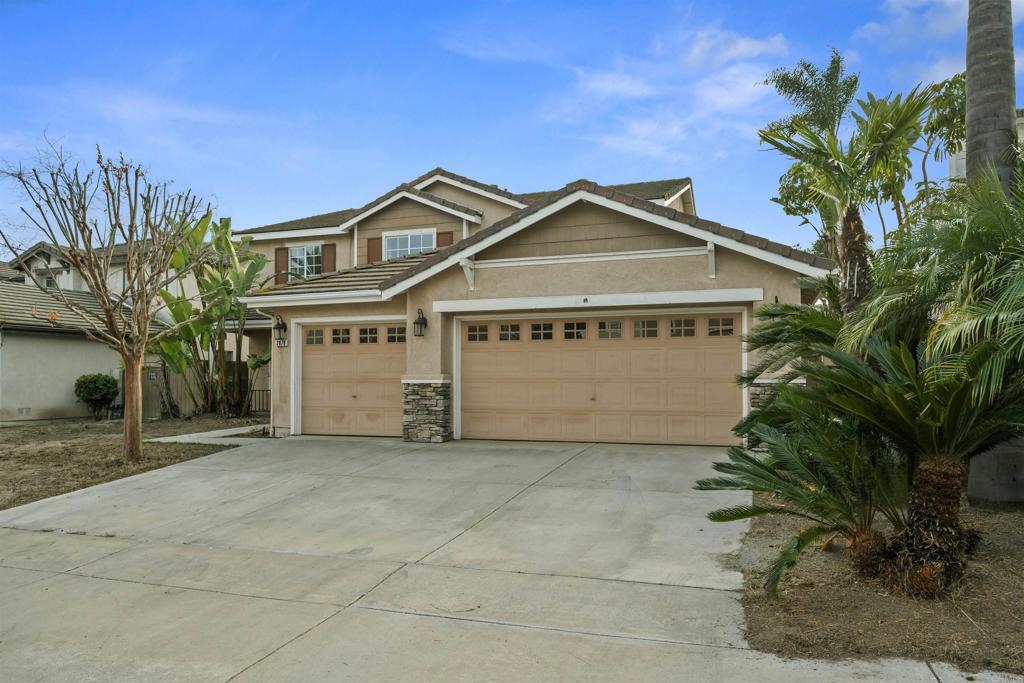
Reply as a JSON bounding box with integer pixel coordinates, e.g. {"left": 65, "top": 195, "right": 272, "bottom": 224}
{"left": 575, "top": 69, "right": 656, "bottom": 99}
{"left": 683, "top": 27, "right": 788, "bottom": 66}
{"left": 855, "top": 0, "right": 1023, "bottom": 45}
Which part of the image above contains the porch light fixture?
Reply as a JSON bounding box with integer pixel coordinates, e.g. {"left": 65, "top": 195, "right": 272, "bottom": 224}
{"left": 273, "top": 315, "right": 288, "bottom": 347}
{"left": 413, "top": 308, "right": 428, "bottom": 337}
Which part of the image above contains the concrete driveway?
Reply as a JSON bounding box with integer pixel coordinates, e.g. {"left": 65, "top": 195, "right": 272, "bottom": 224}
{"left": 0, "top": 436, "right": 1007, "bottom": 682}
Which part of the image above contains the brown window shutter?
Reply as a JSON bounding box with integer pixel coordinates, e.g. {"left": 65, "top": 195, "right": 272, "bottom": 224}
{"left": 367, "top": 237, "right": 382, "bottom": 263}
{"left": 321, "top": 243, "right": 336, "bottom": 273}
{"left": 274, "top": 247, "right": 288, "bottom": 285}
{"left": 437, "top": 231, "right": 454, "bottom": 248}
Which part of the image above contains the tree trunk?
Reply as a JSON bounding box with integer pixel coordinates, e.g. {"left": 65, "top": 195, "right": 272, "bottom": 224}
{"left": 966, "top": 0, "right": 1017, "bottom": 195}
{"left": 122, "top": 352, "right": 145, "bottom": 462}
{"left": 838, "top": 205, "right": 872, "bottom": 316}
{"left": 882, "top": 459, "right": 978, "bottom": 596}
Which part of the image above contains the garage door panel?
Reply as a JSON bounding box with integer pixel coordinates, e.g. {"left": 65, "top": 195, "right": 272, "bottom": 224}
{"left": 628, "top": 349, "right": 667, "bottom": 376}
{"left": 594, "top": 349, "right": 629, "bottom": 376}
{"left": 460, "top": 315, "right": 742, "bottom": 446}
{"left": 301, "top": 324, "right": 405, "bottom": 437}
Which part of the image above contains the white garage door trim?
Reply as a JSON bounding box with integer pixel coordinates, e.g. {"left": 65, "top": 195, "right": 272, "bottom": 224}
{"left": 289, "top": 315, "right": 407, "bottom": 435}
{"left": 451, "top": 306, "right": 749, "bottom": 441}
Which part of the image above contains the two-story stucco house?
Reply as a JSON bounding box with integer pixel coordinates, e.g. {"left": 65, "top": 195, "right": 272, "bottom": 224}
{"left": 237, "top": 168, "right": 831, "bottom": 446}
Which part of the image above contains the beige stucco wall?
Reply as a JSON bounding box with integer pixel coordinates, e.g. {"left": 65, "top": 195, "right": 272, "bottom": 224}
{"left": 419, "top": 180, "right": 519, "bottom": 232}
{"left": 248, "top": 234, "right": 354, "bottom": 282}
{"left": 0, "top": 331, "right": 122, "bottom": 422}
{"left": 355, "top": 199, "right": 461, "bottom": 264}
{"left": 479, "top": 202, "right": 702, "bottom": 259}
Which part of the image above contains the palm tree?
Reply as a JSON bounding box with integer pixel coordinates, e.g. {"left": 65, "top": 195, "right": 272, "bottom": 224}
{"left": 760, "top": 89, "right": 932, "bottom": 315}
{"left": 966, "top": 0, "right": 1017, "bottom": 195}
{"left": 789, "top": 339, "right": 1024, "bottom": 595}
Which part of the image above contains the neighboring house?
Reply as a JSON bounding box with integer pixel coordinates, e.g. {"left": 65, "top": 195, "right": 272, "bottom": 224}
{"left": 0, "top": 281, "right": 124, "bottom": 423}
{"left": 949, "top": 108, "right": 1024, "bottom": 178}
{"left": 237, "top": 168, "right": 830, "bottom": 446}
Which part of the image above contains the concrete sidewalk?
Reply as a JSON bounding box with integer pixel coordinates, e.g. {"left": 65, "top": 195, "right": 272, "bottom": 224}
{"left": 0, "top": 435, "right": 1016, "bottom": 682}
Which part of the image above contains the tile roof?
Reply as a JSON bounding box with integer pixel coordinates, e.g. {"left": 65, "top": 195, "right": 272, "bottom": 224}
{"left": 233, "top": 183, "right": 483, "bottom": 236}
{"left": 407, "top": 167, "right": 529, "bottom": 204}
{"left": 0, "top": 281, "right": 110, "bottom": 333}
{"left": 378, "top": 179, "right": 833, "bottom": 292}
{"left": 516, "top": 177, "right": 692, "bottom": 204}
{"left": 0, "top": 261, "right": 24, "bottom": 281}
{"left": 246, "top": 252, "right": 434, "bottom": 297}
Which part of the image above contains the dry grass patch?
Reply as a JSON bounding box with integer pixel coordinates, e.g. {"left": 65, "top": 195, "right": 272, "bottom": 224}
{"left": 0, "top": 416, "right": 263, "bottom": 510}
{"left": 734, "top": 493, "right": 1024, "bottom": 675}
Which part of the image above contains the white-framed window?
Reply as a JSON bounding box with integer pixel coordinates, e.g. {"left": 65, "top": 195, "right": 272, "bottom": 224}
{"left": 288, "top": 244, "right": 322, "bottom": 281}
{"left": 383, "top": 229, "right": 436, "bottom": 261}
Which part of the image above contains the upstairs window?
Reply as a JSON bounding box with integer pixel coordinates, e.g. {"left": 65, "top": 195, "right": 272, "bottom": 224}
{"left": 384, "top": 230, "right": 436, "bottom": 260}
{"left": 288, "top": 244, "right": 321, "bottom": 280}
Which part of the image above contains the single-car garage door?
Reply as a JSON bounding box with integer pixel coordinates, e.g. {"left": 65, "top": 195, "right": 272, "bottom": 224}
{"left": 301, "top": 323, "right": 406, "bottom": 436}
{"left": 460, "top": 314, "right": 742, "bottom": 445}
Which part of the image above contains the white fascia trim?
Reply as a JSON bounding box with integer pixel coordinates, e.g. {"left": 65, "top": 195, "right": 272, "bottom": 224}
{"left": 413, "top": 175, "right": 528, "bottom": 209}
{"left": 382, "top": 227, "right": 436, "bottom": 239}
{"left": 473, "top": 247, "right": 706, "bottom": 269}
{"left": 290, "top": 314, "right": 405, "bottom": 324}
{"left": 235, "top": 226, "right": 349, "bottom": 242}
{"left": 381, "top": 190, "right": 829, "bottom": 299}
{"left": 239, "top": 289, "right": 382, "bottom": 307}
{"left": 433, "top": 288, "right": 763, "bottom": 313}
{"left": 337, "top": 191, "right": 482, "bottom": 232}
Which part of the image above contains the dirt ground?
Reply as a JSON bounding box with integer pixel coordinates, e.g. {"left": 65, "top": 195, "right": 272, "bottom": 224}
{"left": 733, "top": 493, "right": 1024, "bottom": 674}
{"left": 0, "top": 416, "right": 264, "bottom": 511}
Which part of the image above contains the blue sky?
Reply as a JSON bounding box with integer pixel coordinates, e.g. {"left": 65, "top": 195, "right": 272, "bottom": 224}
{"left": 1, "top": 0, "right": 1021, "bottom": 253}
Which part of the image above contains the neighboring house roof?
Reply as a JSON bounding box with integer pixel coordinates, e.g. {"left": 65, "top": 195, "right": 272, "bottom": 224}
{"left": 0, "top": 261, "right": 24, "bottom": 281}
{"left": 0, "top": 280, "right": 108, "bottom": 334}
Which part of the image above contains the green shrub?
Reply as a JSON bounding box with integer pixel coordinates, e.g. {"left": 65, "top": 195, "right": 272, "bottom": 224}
{"left": 74, "top": 373, "right": 119, "bottom": 420}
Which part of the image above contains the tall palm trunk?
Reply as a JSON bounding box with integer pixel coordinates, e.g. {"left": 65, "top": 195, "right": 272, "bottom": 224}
{"left": 838, "top": 205, "right": 872, "bottom": 315}
{"left": 966, "top": 0, "right": 1017, "bottom": 195}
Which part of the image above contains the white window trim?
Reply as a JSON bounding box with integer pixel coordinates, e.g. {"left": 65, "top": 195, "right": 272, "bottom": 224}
{"left": 450, "top": 305, "right": 749, "bottom": 440}
{"left": 382, "top": 228, "right": 437, "bottom": 261}
{"left": 287, "top": 244, "right": 323, "bottom": 281}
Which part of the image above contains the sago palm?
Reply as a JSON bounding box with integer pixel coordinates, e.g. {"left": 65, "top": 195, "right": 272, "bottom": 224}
{"left": 760, "top": 88, "right": 932, "bottom": 314}
{"left": 790, "top": 339, "right": 1024, "bottom": 595}
{"left": 696, "top": 414, "right": 906, "bottom": 597}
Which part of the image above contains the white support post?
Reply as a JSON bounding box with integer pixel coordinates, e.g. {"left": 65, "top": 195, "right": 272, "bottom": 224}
{"left": 459, "top": 258, "right": 475, "bottom": 290}
{"left": 707, "top": 241, "right": 716, "bottom": 279}
{"left": 461, "top": 218, "right": 469, "bottom": 239}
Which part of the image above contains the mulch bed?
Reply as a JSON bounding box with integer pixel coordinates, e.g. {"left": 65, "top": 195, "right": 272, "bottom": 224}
{"left": 0, "top": 416, "right": 262, "bottom": 511}
{"left": 732, "top": 492, "right": 1024, "bottom": 675}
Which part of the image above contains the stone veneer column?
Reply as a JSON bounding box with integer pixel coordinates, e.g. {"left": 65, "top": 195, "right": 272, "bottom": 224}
{"left": 402, "top": 382, "right": 452, "bottom": 443}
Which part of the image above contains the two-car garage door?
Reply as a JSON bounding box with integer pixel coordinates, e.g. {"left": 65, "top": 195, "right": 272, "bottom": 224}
{"left": 459, "top": 313, "right": 742, "bottom": 445}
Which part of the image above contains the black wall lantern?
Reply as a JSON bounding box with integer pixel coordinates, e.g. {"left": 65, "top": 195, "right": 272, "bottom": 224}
{"left": 413, "top": 308, "right": 428, "bottom": 337}
{"left": 273, "top": 315, "right": 288, "bottom": 347}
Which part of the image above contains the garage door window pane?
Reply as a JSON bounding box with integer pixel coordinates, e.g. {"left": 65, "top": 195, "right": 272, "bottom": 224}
{"left": 563, "top": 321, "right": 586, "bottom": 340}
{"left": 305, "top": 328, "right": 324, "bottom": 345}
{"left": 331, "top": 328, "right": 350, "bottom": 344}
{"left": 708, "top": 318, "right": 735, "bottom": 337}
{"left": 499, "top": 323, "right": 520, "bottom": 341}
{"left": 530, "top": 322, "right": 553, "bottom": 340}
{"left": 359, "top": 327, "right": 378, "bottom": 343}
{"left": 387, "top": 326, "right": 406, "bottom": 343}
{"left": 598, "top": 320, "right": 622, "bottom": 339}
{"left": 633, "top": 320, "right": 658, "bottom": 338}
{"left": 670, "top": 319, "right": 696, "bottom": 338}
{"left": 467, "top": 324, "right": 488, "bottom": 342}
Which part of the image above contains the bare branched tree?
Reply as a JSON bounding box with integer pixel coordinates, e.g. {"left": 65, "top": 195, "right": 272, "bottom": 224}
{"left": 1, "top": 146, "right": 214, "bottom": 461}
